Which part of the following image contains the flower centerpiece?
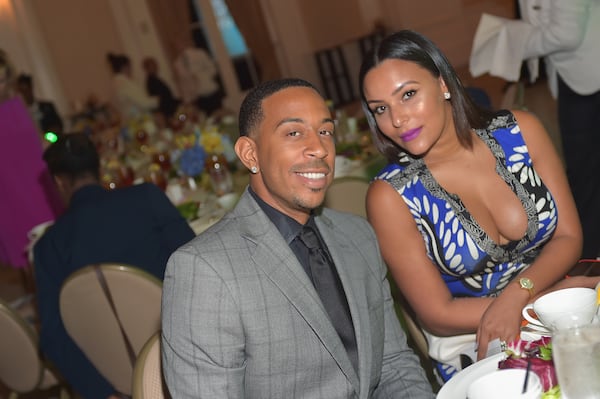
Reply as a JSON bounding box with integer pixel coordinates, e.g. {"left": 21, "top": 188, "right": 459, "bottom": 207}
{"left": 171, "top": 123, "right": 237, "bottom": 190}
{"left": 173, "top": 126, "right": 207, "bottom": 186}
{"left": 499, "top": 337, "right": 561, "bottom": 398}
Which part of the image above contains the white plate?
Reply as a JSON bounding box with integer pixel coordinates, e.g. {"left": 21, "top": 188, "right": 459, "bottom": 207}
{"left": 436, "top": 353, "right": 506, "bottom": 399}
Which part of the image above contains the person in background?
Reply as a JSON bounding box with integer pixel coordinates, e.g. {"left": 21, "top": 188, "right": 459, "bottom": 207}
{"left": 106, "top": 52, "right": 158, "bottom": 120}
{"left": 161, "top": 78, "right": 435, "bottom": 398}
{"left": 172, "top": 40, "right": 224, "bottom": 117}
{"left": 359, "top": 30, "right": 600, "bottom": 383}
{"left": 142, "top": 56, "right": 180, "bottom": 120}
{"left": 0, "top": 49, "right": 62, "bottom": 275}
{"left": 516, "top": 0, "right": 600, "bottom": 261}
{"left": 34, "top": 133, "right": 194, "bottom": 399}
{"left": 16, "top": 73, "right": 64, "bottom": 136}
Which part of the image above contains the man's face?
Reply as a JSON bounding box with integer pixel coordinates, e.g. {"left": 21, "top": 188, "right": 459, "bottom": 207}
{"left": 250, "top": 86, "right": 336, "bottom": 224}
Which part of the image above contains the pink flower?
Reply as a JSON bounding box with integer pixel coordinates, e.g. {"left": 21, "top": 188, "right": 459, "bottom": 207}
{"left": 498, "top": 337, "right": 558, "bottom": 391}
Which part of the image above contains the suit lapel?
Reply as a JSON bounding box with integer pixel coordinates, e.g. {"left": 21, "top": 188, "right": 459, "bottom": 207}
{"left": 234, "top": 192, "right": 360, "bottom": 392}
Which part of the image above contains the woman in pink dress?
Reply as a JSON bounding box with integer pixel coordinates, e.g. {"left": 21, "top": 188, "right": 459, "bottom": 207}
{"left": 0, "top": 49, "right": 63, "bottom": 271}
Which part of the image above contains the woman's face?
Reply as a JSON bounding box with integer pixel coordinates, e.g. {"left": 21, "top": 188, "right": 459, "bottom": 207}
{"left": 362, "top": 58, "right": 454, "bottom": 157}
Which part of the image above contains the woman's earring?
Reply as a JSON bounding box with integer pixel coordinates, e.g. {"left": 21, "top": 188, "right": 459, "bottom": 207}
{"left": 250, "top": 166, "right": 258, "bottom": 174}
{"left": 444, "top": 92, "right": 451, "bottom": 100}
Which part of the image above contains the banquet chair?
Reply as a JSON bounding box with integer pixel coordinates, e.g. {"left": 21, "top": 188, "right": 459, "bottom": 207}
{"left": 59, "top": 263, "right": 162, "bottom": 396}
{"left": 388, "top": 278, "right": 430, "bottom": 362}
{"left": 394, "top": 294, "right": 429, "bottom": 359}
{"left": 0, "top": 298, "right": 70, "bottom": 399}
{"left": 132, "top": 332, "right": 170, "bottom": 399}
{"left": 323, "top": 176, "right": 370, "bottom": 218}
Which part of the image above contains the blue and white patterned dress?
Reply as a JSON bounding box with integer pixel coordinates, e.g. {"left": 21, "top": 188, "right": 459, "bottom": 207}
{"left": 375, "top": 110, "right": 558, "bottom": 380}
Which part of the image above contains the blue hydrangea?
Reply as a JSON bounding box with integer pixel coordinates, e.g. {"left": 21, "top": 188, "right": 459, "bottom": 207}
{"left": 179, "top": 145, "right": 206, "bottom": 177}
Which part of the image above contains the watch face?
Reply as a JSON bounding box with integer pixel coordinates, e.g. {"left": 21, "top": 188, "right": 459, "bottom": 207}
{"left": 520, "top": 278, "right": 533, "bottom": 289}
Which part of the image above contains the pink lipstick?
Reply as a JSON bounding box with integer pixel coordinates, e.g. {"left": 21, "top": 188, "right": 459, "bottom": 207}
{"left": 400, "top": 127, "right": 422, "bottom": 142}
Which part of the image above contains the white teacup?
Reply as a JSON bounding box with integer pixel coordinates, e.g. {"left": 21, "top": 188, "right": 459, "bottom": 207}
{"left": 467, "top": 369, "right": 542, "bottom": 399}
{"left": 521, "top": 287, "right": 597, "bottom": 329}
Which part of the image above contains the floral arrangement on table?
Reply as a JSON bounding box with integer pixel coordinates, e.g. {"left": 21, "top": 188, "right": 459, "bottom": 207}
{"left": 334, "top": 115, "right": 374, "bottom": 160}
{"left": 499, "top": 337, "right": 561, "bottom": 398}
{"left": 172, "top": 125, "right": 236, "bottom": 178}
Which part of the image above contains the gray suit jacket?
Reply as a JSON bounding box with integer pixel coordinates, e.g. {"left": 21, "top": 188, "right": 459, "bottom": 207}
{"left": 162, "top": 189, "right": 434, "bottom": 398}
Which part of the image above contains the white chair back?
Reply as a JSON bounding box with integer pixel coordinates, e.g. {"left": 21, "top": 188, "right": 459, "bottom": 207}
{"left": 132, "top": 332, "right": 170, "bottom": 399}
{"left": 59, "top": 263, "right": 162, "bottom": 395}
{"left": 323, "top": 176, "right": 370, "bottom": 218}
{"left": 0, "top": 298, "right": 69, "bottom": 398}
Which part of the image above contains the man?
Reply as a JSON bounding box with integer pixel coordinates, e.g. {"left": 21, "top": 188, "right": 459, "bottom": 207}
{"left": 142, "top": 56, "right": 180, "bottom": 119}
{"left": 16, "top": 73, "right": 64, "bottom": 135}
{"left": 518, "top": 0, "right": 600, "bottom": 261}
{"left": 34, "top": 133, "right": 195, "bottom": 399}
{"left": 161, "top": 78, "right": 435, "bottom": 398}
{"left": 172, "top": 40, "right": 223, "bottom": 116}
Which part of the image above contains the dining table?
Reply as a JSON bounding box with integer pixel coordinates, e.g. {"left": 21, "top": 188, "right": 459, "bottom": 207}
{"left": 436, "top": 285, "right": 600, "bottom": 399}
{"left": 71, "top": 106, "right": 384, "bottom": 237}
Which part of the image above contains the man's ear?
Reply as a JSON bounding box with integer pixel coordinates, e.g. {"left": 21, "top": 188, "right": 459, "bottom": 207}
{"left": 234, "top": 136, "right": 258, "bottom": 172}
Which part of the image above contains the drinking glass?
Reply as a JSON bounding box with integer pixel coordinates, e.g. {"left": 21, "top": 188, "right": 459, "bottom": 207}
{"left": 552, "top": 323, "right": 600, "bottom": 398}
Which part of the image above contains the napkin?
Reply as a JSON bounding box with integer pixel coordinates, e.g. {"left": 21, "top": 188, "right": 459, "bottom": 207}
{"left": 469, "top": 13, "right": 535, "bottom": 82}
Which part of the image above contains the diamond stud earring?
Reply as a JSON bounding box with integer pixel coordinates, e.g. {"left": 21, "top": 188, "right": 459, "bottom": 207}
{"left": 250, "top": 166, "right": 258, "bottom": 174}
{"left": 444, "top": 92, "right": 451, "bottom": 100}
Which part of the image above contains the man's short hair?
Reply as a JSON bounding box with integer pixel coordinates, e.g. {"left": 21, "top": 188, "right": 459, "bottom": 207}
{"left": 238, "top": 78, "right": 322, "bottom": 138}
{"left": 43, "top": 133, "right": 100, "bottom": 181}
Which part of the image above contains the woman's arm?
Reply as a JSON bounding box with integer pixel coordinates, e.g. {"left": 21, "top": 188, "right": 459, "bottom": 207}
{"left": 512, "top": 109, "right": 582, "bottom": 286}
{"left": 366, "top": 180, "right": 494, "bottom": 336}
{"left": 475, "top": 109, "right": 583, "bottom": 358}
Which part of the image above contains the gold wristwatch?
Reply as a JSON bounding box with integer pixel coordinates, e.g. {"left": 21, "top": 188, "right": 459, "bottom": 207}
{"left": 519, "top": 277, "right": 534, "bottom": 298}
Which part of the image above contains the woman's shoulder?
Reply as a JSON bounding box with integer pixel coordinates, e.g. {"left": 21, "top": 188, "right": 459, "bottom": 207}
{"left": 485, "top": 109, "right": 547, "bottom": 145}
{"left": 486, "top": 109, "right": 518, "bottom": 131}
{"left": 371, "top": 159, "right": 423, "bottom": 196}
{"left": 373, "top": 161, "right": 409, "bottom": 184}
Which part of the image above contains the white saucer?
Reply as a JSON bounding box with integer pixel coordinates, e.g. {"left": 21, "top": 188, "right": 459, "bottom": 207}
{"left": 437, "top": 353, "right": 506, "bottom": 399}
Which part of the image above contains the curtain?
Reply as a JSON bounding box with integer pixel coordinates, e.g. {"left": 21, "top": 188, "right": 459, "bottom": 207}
{"left": 223, "top": 0, "right": 281, "bottom": 81}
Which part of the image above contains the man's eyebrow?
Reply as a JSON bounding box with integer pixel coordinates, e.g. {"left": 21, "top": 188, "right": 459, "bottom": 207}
{"left": 276, "top": 117, "right": 303, "bottom": 128}
{"left": 275, "top": 117, "right": 335, "bottom": 128}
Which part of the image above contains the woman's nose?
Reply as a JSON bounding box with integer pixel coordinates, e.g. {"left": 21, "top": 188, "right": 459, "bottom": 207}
{"left": 391, "top": 109, "right": 407, "bottom": 128}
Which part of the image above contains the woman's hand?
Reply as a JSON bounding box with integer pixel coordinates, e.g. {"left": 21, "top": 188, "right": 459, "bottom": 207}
{"left": 476, "top": 284, "right": 529, "bottom": 360}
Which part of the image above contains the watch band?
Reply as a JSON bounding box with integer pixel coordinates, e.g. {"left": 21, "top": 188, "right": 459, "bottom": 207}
{"left": 519, "top": 277, "right": 535, "bottom": 298}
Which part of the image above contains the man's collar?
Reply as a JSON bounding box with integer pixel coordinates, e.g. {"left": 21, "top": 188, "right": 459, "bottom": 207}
{"left": 248, "top": 187, "right": 314, "bottom": 244}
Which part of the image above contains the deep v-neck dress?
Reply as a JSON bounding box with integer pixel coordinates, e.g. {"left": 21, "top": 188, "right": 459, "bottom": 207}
{"left": 375, "top": 110, "right": 558, "bottom": 380}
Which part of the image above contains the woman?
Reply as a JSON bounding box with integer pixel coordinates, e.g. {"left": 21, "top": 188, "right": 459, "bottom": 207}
{"left": 107, "top": 52, "right": 158, "bottom": 120}
{"left": 0, "top": 49, "right": 62, "bottom": 271}
{"left": 358, "top": 30, "right": 598, "bottom": 382}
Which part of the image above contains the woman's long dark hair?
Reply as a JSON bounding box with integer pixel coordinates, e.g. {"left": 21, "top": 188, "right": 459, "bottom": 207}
{"left": 359, "top": 30, "right": 495, "bottom": 163}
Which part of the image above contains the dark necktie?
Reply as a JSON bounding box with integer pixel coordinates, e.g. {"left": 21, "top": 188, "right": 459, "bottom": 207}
{"left": 297, "top": 225, "right": 358, "bottom": 372}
